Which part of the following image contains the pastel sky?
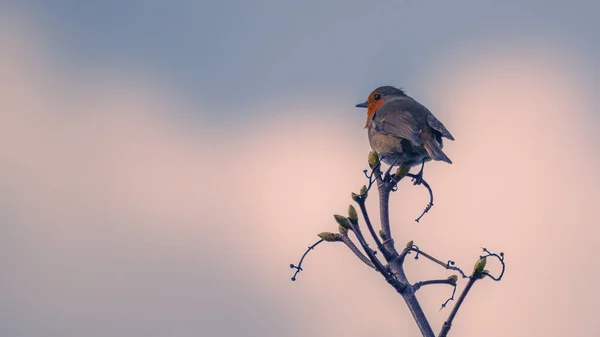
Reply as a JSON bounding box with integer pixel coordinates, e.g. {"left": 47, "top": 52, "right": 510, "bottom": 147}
{"left": 1, "top": 2, "right": 599, "bottom": 337}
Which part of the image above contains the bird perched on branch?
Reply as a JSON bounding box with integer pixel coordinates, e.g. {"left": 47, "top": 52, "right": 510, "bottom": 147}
{"left": 356, "top": 86, "right": 454, "bottom": 183}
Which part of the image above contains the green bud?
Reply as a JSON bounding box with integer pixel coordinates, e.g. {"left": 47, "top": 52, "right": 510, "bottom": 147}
{"left": 318, "top": 232, "right": 341, "bottom": 242}
{"left": 394, "top": 165, "right": 411, "bottom": 182}
{"left": 351, "top": 192, "right": 360, "bottom": 202}
{"left": 360, "top": 185, "right": 368, "bottom": 195}
{"left": 338, "top": 225, "right": 349, "bottom": 235}
{"left": 405, "top": 240, "right": 414, "bottom": 249}
{"left": 348, "top": 205, "right": 358, "bottom": 223}
{"left": 477, "top": 270, "right": 489, "bottom": 279}
{"left": 334, "top": 214, "right": 352, "bottom": 229}
{"left": 379, "top": 230, "right": 388, "bottom": 240}
{"left": 474, "top": 257, "right": 487, "bottom": 273}
{"left": 368, "top": 151, "right": 379, "bottom": 168}
{"left": 447, "top": 275, "right": 458, "bottom": 284}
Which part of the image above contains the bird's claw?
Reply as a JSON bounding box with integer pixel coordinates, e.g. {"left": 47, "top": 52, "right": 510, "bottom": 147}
{"left": 411, "top": 173, "right": 423, "bottom": 185}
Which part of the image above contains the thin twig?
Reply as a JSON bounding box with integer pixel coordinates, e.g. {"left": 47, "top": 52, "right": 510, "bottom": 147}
{"left": 414, "top": 279, "right": 456, "bottom": 289}
{"left": 480, "top": 248, "right": 506, "bottom": 281}
{"left": 362, "top": 161, "right": 383, "bottom": 193}
{"left": 405, "top": 173, "right": 434, "bottom": 222}
{"left": 438, "top": 275, "right": 478, "bottom": 337}
{"left": 340, "top": 234, "right": 376, "bottom": 269}
{"left": 289, "top": 239, "right": 323, "bottom": 281}
{"left": 412, "top": 278, "right": 458, "bottom": 311}
{"left": 438, "top": 248, "right": 505, "bottom": 336}
{"left": 439, "top": 283, "right": 458, "bottom": 311}
{"left": 404, "top": 246, "right": 469, "bottom": 279}
{"left": 356, "top": 200, "right": 385, "bottom": 254}
{"left": 348, "top": 221, "right": 390, "bottom": 277}
{"left": 349, "top": 221, "right": 409, "bottom": 292}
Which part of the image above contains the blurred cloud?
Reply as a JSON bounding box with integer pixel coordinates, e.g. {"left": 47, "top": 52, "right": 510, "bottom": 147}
{"left": 0, "top": 11, "right": 290, "bottom": 337}
{"left": 1, "top": 3, "right": 600, "bottom": 337}
{"left": 11, "top": 1, "right": 600, "bottom": 124}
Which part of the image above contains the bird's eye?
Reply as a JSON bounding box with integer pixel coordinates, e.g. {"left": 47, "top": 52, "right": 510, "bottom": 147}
{"left": 374, "top": 94, "right": 382, "bottom": 101}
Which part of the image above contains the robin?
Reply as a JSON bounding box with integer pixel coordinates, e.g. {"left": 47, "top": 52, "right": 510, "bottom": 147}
{"left": 356, "top": 86, "right": 454, "bottom": 183}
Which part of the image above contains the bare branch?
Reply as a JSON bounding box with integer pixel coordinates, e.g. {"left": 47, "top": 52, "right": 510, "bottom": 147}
{"left": 363, "top": 152, "right": 384, "bottom": 193}
{"left": 439, "top": 283, "right": 458, "bottom": 311}
{"left": 404, "top": 245, "right": 469, "bottom": 279}
{"left": 347, "top": 219, "right": 391, "bottom": 278}
{"left": 377, "top": 180, "right": 394, "bottom": 250}
{"left": 438, "top": 275, "right": 479, "bottom": 337}
{"left": 355, "top": 198, "right": 391, "bottom": 259}
{"left": 290, "top": 151, "right": 506, "bottom": 337}
{"left": 480, "top": 248, "right": 506, "bottom": 281}
{"left": 340, "top": 233, "right": 376, "bottom": 269}
{"left": 362, "top": 164, "right": 382, "bottom": 193}
{"left": 413, "top": 278, "right": 458, "bottom": 311}
{"left": 414, "top": 279, "right": 456, "bottom": 289}
{"left": 402, "top": 293, "right": 435, "bottom": 337}
{"left": 289, "top": 239, "right": 324, "bottom": 281}
{"left": 438, "top": 249, "right": 505, "bottom": 336}
{"left": 405, "top": 173, "right": 434, "bottom": 222}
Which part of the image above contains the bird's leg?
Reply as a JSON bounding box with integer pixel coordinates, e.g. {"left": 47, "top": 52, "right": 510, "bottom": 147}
{"left": 412, "top": 159, "right": 426, "bottom": 185}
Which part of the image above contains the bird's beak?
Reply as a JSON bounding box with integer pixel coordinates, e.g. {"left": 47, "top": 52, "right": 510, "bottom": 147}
{"left": 355, "top": 102, "right": 368, "bottom": 108}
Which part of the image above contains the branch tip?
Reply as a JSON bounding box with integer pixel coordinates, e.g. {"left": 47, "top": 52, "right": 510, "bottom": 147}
{"left": 289, "top": 239, "right": 324, "bottom": 281}
{"left": 333, "top": 214, "right": 352, "bottom": 230}
{"left": 347, "top": 205, "right": 358, "bottom": 223}
{"left": 318, "top": 232, "right": 341, "bottom": 242}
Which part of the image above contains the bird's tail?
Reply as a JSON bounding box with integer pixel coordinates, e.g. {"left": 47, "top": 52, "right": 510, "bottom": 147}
{"left": 423, "top": 139, "right": 452, "bottom": 164}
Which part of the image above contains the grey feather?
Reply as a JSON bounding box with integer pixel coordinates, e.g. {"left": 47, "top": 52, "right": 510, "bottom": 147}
{"left": 371, "top": 99, "right": 424, "bottom": 145}
{"left": 427, "top": 113, "right": 454, "bottom": 140}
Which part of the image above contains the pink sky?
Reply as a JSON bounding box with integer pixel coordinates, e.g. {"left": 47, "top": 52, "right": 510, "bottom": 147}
{"left": 2, "top": 9, "right": 600, "bottom": 337}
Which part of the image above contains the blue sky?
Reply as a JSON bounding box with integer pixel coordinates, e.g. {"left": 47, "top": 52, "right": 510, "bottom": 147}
{"left": 17, "top": 1, "right": 600, "bottom": 124}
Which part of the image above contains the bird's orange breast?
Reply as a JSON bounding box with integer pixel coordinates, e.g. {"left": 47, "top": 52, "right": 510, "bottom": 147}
{"left": 364, "top": 100, "right": 385, "bottom": 128}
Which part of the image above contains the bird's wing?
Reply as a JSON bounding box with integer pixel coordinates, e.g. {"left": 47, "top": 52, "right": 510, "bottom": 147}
{"left": 371, "top": 99, "right": 423, "bottom": 145}
{"left": 427, "top": 112, "right": 454, "bottom": 140}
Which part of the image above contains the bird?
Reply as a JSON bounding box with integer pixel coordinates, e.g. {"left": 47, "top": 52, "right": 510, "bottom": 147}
{"left": 355, "top": 86, "right": 454, "bottom": 183}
